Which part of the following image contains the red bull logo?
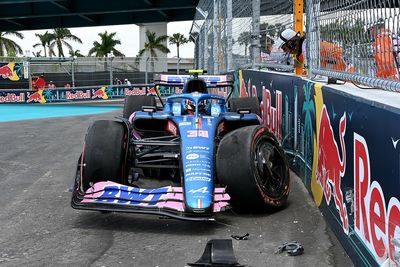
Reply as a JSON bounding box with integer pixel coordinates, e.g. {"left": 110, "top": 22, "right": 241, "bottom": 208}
{"left": 317, "top": 105, "right": 348, "bottom": 234}
{"left": 91, "top": 87, "right": 108, "bottom": 100}
{"left": 125, "top": 88, "right": 146, "bottom": 96}
{"left": 92, "top": 88, "right": 105, "bottom": 99}
{"left": 0, "top": 65, "right": 13, "bottom": 79}
{"left": 0, "top": 93, "right": 25, "bottom": 103}
{"left": 147, "top": 87, "right": 157, "bottom": 96}
{"left": 66, "top": 90, "right": 91, "bottom": 100}
{"left": 260, "top": 87, "right": 282, "bottom": 141}
{"left": 354, "top": 133, "right": 400, "bottom": 265}
{"left": 27, "top": 92, "right": 42, "bottom": 103}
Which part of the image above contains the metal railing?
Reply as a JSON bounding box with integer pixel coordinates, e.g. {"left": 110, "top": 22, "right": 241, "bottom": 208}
{"left": 190, "top": 0, "right": 294, "bottom": 74}
{"left": 306, "top": 0, "right": 400, "bottom": 91}
{"left": 191, "top": 0, "right": 400, "bottom": 92}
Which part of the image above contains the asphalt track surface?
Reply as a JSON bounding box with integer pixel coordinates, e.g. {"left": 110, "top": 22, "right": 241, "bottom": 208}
{"left": 0, "top": 109, "right": 353, "bottom": 267}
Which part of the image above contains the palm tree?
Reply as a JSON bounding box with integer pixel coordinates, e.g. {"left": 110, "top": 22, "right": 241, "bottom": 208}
{"left": 237, "top": 31, "right": 251, "bottom": 56}
{"left": 49, "top": 28, "right": 82, "bottom": 57}
{"left": 136, "top": 30, "right": 170, "bottom": 72}
{"left": 69, "top": 49, "right": 84, "bottom": 57}
{"left": 88, "top": 31, "right": 124, "bottom": 57}
{"left": 169, "top": 33, "right": 189, "bottom": 58}
{"left": 0, "top": 31, "right": 24, "bottom": 57}
{"left": 32, "top": 51, "right": 42, "bottom": 57}
{"left": 33, "top": 31, "right": 54, "bottom": 57}
{"left": 275, "top": 23, "right": 286, "bottom": 37}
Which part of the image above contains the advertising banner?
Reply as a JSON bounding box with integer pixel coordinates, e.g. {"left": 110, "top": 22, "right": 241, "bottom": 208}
{"left": 0, "top": 85, "right": 153, "bottom": 104}
{"left": 235, "top": 69, "right": 400, "bottom": 267}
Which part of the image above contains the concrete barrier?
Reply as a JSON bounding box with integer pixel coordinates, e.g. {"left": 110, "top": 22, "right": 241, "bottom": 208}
{"left": 234, "top": 69, "right": 400, "bottom": 267}
{"left": 0, "top": 85, "right": 153, "bottom": 104}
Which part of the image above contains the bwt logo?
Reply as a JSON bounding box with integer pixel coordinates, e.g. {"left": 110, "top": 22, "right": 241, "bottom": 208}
{"left": 316, "top": 105, "right": 349, "bottom": 235}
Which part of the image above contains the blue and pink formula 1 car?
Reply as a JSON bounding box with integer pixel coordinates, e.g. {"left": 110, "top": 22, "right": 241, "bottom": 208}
{"left": 71, "top": 70, "right": 290, "bottom": 220}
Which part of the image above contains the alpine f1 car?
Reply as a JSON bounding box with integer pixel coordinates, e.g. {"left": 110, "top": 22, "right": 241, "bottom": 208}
{"left": 71, "top": 70, "right": 290, "bottom": 220}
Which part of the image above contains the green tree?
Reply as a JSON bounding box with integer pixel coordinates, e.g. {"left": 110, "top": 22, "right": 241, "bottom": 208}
{"left": 136, "top": 30, "right": 170, "bottom": 72}
{"left": 266, "top": 24, "right": 277, "bottom": 37}
{"left": 237, "top": 31, "right": 251, "bottom": 56}
{"left": 49, "top": 28, "right": 82, "bottom": 57}
{"left": 88, "top": 31, "right": 124, "bottom": 57}
{"left": 32, "top": 51, "right": 42, "bottom": 57}
{"left": 33, "top": 31, "right": 54, "bottom": 57}
{"left": 169, "top": 33, "right": 189, "bottom": 58}
{"left": 275, "top": 23, "right": 286, "bottom": 37}
{"left": 69, "top": 49, "right": 84, "bottom": 57}
{"left": 0, "top": 31, "right": 24, "bottom": 57}
{"left": 320, "top": 18, "right": 367, "bottom": 45}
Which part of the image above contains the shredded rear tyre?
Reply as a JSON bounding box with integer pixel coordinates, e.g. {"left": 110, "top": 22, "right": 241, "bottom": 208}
{"left": 229, "top": 97, "right": 260, "bottom": 116}
{"left": 123, "top": 95, "right": 156, "bottom": 119}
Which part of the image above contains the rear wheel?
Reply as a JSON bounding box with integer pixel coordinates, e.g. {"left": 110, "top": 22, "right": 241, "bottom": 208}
{"left": 81, "top": 120, "right": 127, "bottom": 191}
{"left": 216, "top": 125, "right": 290, "bottom": 210}
{"left": 123, "top": 95, "right": 156, "bottom": 119}
{"left": 228, "top": 97, "right": 260, "bottom": 116}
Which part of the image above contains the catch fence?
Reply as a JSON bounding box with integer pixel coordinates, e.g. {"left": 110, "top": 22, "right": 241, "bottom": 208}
{"left": 191, "top": 0, "right": 400, "bottom": 92}
{"left": 0, "top": 57, "right": 194, "bottom": 90}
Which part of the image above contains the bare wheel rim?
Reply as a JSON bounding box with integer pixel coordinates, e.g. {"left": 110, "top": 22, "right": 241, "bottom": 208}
{"left": 254, "top": 138, "right": 287, "bottom": 199}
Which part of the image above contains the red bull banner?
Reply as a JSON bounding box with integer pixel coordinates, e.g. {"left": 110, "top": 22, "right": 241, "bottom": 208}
{"left": 0, "top": 62, "right": 23, "bottom": 81}
{"left": 234, "top": 69, "right": 400, "bottom": 267}
{"left": 0, "top": 85, "right": 153, "bottom": 104}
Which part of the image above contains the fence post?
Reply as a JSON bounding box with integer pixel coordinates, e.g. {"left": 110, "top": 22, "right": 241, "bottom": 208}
{"left": 177, "top": 57, "right": 181, "bottom": 74}
{"left": 27, "top": 57, "right": 32, "bottom": 90}
{"left": 71, "top": 57, "right": 75, "bottom": 88}
{"left": 145, "top": 57, "right": 149, "bottom": 84}
{"left": 226, "top": 0, "right": 233, "bottom": 72}
{"left": 109, "top": 56, "right": 114, "bottom": 86}
{"left": 198, "top": 28, "right": 203, "bottom": 69}
{"left": 204, "top": 19, "right": 209, "bottom": 71}
{"left": 251, "top": 0, "right": 260, "bottom": 69}
{"left": 306, "top": 0, "right": 312, "bottom": 79}
{"left": 294, "top": 0, "right": 304, "bottom": 75}
{"left": 213, "top": 0, "right": 219, "bottom": 74}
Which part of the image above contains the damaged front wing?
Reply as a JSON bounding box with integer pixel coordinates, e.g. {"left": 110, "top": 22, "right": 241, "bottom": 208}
{"left": 71, "top": 181, "right": 230, "bottom": 221}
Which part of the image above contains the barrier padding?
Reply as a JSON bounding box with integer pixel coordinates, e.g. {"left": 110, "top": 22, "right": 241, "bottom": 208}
{"left": 234, "top": 69, "right": 400, "bottom": 267}
{"left": 0, "top": 85, "right": 153, "bottom": 104}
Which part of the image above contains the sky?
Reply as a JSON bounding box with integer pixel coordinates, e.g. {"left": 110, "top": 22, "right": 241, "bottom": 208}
{"left": 13, "top": 21, "right": 195, "bottom": 58}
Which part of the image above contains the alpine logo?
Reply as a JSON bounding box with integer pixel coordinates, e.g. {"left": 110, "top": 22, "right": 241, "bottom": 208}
{"left": 189, "top": 187, "right": 209, "bottom": 194}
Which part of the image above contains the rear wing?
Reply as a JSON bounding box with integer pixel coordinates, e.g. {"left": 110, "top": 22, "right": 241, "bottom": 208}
{"left": 153, "top": 74, "right": 233, "bottom": 87}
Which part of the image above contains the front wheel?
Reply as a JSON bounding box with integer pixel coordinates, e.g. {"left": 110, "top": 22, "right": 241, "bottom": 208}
{"left": 81, "top": 120, "right": 127, "bottom": 191}
{"left": 216, "top": 125, "right": 290, "bottom": 210}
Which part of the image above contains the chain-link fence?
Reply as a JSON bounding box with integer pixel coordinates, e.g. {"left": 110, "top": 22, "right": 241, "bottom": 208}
{"left": 190, "top": 0, "right": 294, "bottom": 74}
{"left": 191, "top": 0, "right": 400, "bottom": 92}
{"left": 0, "top": 57, "right": 194, "bottom": 90}
{"left": 307, "top": 0, "right": 400, "bottom": 91}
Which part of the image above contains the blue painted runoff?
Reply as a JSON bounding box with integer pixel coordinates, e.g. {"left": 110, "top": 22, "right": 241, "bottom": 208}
{"left": 0, "top": 104, "right": 121, "bottom": 122}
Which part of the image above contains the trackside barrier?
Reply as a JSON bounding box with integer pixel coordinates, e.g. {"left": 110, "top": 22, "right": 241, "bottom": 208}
{"left": 0, "top": 84, "right": 160, "bottom": 104}
{"left": 234, "top": 69, "right": 400, "bottom": 267}
{"left": 0, "top": 84, "right": 229, "bottom": 104}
